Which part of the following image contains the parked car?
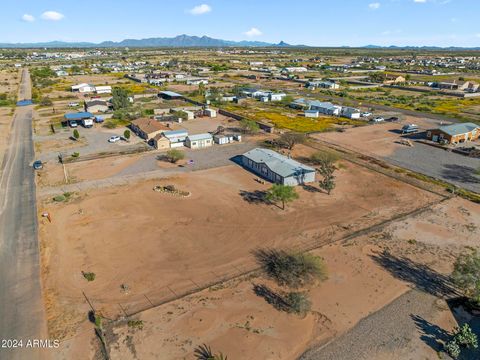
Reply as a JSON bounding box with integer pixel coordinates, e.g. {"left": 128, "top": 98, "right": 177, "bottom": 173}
{"left": 361, "top": 112, "right": 372, "bottom": 117}
{"left": 33, "top": 160, "right": 43, "bottom": 170}
{"left": 108, "top": 135, "right": 121, "bottom": 143}
{"left": 370, "top": 117, "right": 385, "bottom": 123}
{"left": 402, "top": 124, "right": 419, "bottom": 134}
{"left": 69, "top": 120, "right": 78, "bottom": 128}
{"left": 68, "top": 102, "right": 79, "bottom": 107}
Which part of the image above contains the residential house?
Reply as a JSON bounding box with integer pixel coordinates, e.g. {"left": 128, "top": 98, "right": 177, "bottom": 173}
{"left": 71, "top": 83, "right": 96, "bottom": 93}
{"left": 130, "top": 118, "right": 169, "bottom": 141}
{"left": 152, "top": 134, "right": 171, "bottom": 150}
{"left": 269, "top": 93, "right": 287, "bottom": 102}
{"left": 95, "top": 86, "right": 112, "bottom": 94}
{"left": 309, "top": 101, "right": 342, "bottom": 116}
{"left": 383, "top": 75, "right": 406, "bottom": 85}
{"left": 242, "top": 148, "right": 316, "bottom": 186}
{"left": 282, "top": 67, "right": 308, "bottom": 73}
{"left": 341, "top": 107, "right": 361, "bottom": 119}
{"left": 458, "top": 81, "right": 480, "bottom": 93}
{"left": 163, "top": 130, "right": 188, "bottom": 148}
{"left": 426, "top": 123, "right": 480, "bottom": 144}
{"left": 306, "top": 80, "right": 339, "bottom": 90}
{"left": 85, "top": 100, "right": 110, "bottom": 113}
{"left": 185, "top": 133, "right": 213, "bottom": 149}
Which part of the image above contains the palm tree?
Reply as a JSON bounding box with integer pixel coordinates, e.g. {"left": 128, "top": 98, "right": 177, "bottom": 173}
{"left": 194, "top": 344, "right": 228, "bottom": 360}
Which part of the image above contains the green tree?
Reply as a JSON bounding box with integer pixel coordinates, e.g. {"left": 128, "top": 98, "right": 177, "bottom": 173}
{"left": 240, "top": 119, "right": 260, "bottom": 134}
{"left": 73, "top": 129, "right": 80, "bottom": 140}
{"left": 278, "top": 132, "right": 306, "bottom": 151}
{"left": 165, "top": 149, "right": 185, "bottom": 164}
{"left": 111, "top": 87, "right": 130, "bottom": 110}
{"left": 265, "top": 184, "right": 298, "bottom": 210}
{"left": 452, "top": 250, "right": 480, "bottom": 306}
{"left": 311, "top": 151, "right": 338, "bottom": 195}
{"left": 123, "top": 129, "right": 131, "bottom": 141}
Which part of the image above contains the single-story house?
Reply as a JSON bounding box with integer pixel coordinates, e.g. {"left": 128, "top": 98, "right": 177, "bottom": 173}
{"left": 71, "top": 83, "right": 96, "bottom": 93}
{"left": 130, "top": 118, "right": 169, "bottom": 141}
{"left": 269, "top": 93, "right": 287, "bottom": 102}
{"left": 242, "top": 148, "right": 316, "bottom": 186}
{"left": 426, "top": 123, "right": 480, "bottom": 144}
{"left": 383, "top": 75, "right": 406, "bottom": 85}
{"left": 213, "top": 134, "right": 234, "bottom": 145}
{"left": 341, "top": 107, "right": 361, "bottom": 119}
{"left": 56, "top": 70, "right": 68, "bottom": 76}
{"left": 159, "top": 91, "right": 183, "bottom": 100}
{"left": 282, "top": 67, "right": 308, "bottom": 73}
{"left": 95, "top": 86, "right": 112, "bottom": 94}
{"left": 186, "top": 78, "right": 209, "bottom": 86}
{"left": 85, "top": 100, "right": 110, "bottom": 113}
{"left": 204, "top": 108, "right": 217, "bottom": 117}
{"left": 306, "top": 81, "right": 339, "bottom": 90}
{"left": 305, "top": 110, "right": 319, "bottom": 118}
{"left": 435, "top": 81, "right": 458, "bottom": 90}
{"left": 163, "top": 129, "right": 188, "bottom": 147}
{"left": 458, "top": 81, "right": 480, "bottom": 93}
{"left": 309, "top": 101, "right": 342, "bottom": 116}
{"left": 185, "top": 133, "right": 213, "bottom": 149}
{"left": 152, "top": 134, "right": 171, "bottom": 150}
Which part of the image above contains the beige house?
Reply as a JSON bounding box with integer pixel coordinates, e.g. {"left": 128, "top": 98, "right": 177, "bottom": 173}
{"left": 130, "top": 118, "right": 168, "bottom": 141}
{"left": 152, "top": 134, "right": 171, "bottom": 150}
{"left": 384, "top": 75, "right": 406, "bottom": 85}
{"left": 185, "top": 133, "right": 213, "bottom": 149}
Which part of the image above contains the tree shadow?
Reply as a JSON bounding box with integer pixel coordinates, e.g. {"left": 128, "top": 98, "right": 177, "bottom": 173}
{"left": 252, "top": 283, "right": 290, "bottom": 312}
{"left": 411, "top": 314, "right": 451, "bottom": 353}
{"left": 239, "top": 190, "right": 269, "bottom": 205}
{"left": 302, "top": 184, "right": 321, "bottom": 193}
{"left": 370, "top": 251, "right": 458, "bottom": 298}
{"left": 442, "top": 164, "right": 480, "bottom": 184}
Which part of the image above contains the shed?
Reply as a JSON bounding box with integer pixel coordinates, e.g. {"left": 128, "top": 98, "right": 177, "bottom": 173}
{"left": 185, "top": 133, "right": 213, "bottom": 149}
{"left": 159, "top": 91, "right": 183, "bottom": 100}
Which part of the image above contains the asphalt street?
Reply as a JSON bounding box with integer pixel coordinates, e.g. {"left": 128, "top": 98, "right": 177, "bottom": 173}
{"left": 0, "top": 69, "right": 48, "bottom": 359}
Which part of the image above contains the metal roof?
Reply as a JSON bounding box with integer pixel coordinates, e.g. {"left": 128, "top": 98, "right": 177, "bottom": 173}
{"left": 438, "top": 122, "right": 479, "bottom": 136}
{"left": 64, "top": 112, "right": 93, "bottom": 120}
{"left": 243, "top": 148, "right": 315, "bottom": 178}
{"left": 163, "top": 129, "right": 188, "bottom": 137}
{"left": 159, "top": 90, "right": 182, "bottom": 98}
{"left": 187, "top": 133, "right": 213, "bottom": 141}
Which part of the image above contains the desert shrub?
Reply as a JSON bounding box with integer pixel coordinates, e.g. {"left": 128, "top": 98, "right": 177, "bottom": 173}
{"left": 452, "top": 250, "right": 480, "bottom": 306}
{"left": 256, "top": 249, "right": 327, "bottom": 288}
{"left": 165, "top": 149, "right": 185, "bottom": 164}
{"left": 285, "top": 291, "right": 311, "bottom": 315}
{"left": 82, "top": 272, "right": 96, "bottom": 282}
{"left": 445, "top": 324, "right": 478, "bottom": 359}
{"left": 127, "top": 320, "right": 144, "bottom": 330}
{"left": 53, "top": 195, "right": 66, "bottom": 202}
{"left": 71, "top": 152, "right": 80, "bottom": 158}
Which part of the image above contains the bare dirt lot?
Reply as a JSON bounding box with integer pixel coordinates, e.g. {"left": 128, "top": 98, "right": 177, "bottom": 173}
{"left": 39, "top": 159, "right": 441, "bottom": 344}
{"left": 55, "top": 195, "right": 480, "bottom": 360}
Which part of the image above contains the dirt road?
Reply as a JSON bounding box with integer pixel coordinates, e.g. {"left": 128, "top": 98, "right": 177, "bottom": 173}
{"left": 0, "top": 69, "right": 48, "bottom": 359}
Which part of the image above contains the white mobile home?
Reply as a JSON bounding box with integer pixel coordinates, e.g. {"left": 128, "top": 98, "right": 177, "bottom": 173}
{"left": 242, "top": 148, "right": 316, "bottom": 186}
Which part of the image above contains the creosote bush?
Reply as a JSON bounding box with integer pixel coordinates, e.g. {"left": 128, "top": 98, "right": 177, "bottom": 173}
{"left": 256, "top": 249, "right": 327, "bottom": 288}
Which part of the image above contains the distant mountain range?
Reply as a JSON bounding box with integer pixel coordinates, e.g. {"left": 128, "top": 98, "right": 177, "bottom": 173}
{"left": 0, "top": 35, "right": 295, "bottom": 49}
{"left": 0, "top": 35, "right": 478, "bottom": 50}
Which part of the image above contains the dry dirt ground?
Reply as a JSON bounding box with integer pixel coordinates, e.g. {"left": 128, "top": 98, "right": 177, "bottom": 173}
{"left": 38, "top": 155, "right": 444, "bottom": 355}
{"left": 53, "top": 196, "right": 480, "bottom": 360}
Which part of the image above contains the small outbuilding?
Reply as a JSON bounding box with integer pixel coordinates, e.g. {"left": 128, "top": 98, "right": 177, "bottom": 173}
{"left": 185, "top": 133, "right": 213, "bottom": 149}
{"left": 152, "top": 134, "right": 171, "bottom": 150}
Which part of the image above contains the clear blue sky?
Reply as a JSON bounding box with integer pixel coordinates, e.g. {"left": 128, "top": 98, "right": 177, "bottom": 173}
{"left": 1, "top": 0, "right": 479, "bottom": 47}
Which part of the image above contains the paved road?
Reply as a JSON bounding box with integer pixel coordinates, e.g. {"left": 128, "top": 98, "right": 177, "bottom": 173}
{"left": 0, "top": 69, "right": 48, "bottom": 359}
{"left": 299, "top": 290, "right": 444, "bottom": 360}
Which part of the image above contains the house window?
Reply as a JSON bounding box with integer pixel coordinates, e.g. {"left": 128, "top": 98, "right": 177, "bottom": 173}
{"left": 427, "top": 131, "right": 432, "bottom": 138}
{"left": 192, "top": 142, "right": 197, "bottom": 145}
